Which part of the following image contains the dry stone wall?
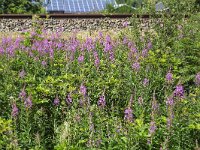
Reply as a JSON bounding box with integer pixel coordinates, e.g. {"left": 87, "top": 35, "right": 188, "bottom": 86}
{"left": 0, "top": 18, "right": 132, "bottom": 32}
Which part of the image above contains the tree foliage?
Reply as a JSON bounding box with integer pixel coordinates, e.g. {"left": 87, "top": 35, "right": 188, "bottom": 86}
{"left": 106, "top": 0, "right": 199, "bottom": 14}
{"left": 0, "top": 0, "right": 44, "bottom": 14}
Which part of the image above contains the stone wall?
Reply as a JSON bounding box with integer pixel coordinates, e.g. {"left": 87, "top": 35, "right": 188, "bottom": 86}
{"left": 0, "top": 18, "right": 133, "bottom": 32}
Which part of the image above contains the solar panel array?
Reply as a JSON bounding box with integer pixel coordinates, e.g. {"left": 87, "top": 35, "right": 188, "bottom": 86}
{"left": 44, "top": 0, "right": 116, "bottom": 13}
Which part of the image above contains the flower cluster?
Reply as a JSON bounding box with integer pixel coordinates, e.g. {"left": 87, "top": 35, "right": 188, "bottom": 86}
{"left": 97, "top": 94, "right": 106, "bottom": 108}
{"left": 166, "top": 71, "right": 173, "bottom": 83}
{"left": 124, "top": 107, "right": 133, "bottom": 122}
{"left": 80, "top": 84, "right": 87, "bottom": 96}
{"left": 11, "top": 103, "right": 19, "bottom": 118}
{"left": 174, "top": 84, "right": 184, "bottom": 98}
{"left": 53, "top": 96, "right": 60, "bottom": 106}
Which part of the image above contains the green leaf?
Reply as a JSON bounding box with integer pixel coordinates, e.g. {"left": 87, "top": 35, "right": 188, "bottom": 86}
{"left": 121, "top": 137, "right": 128, "bottom": 143}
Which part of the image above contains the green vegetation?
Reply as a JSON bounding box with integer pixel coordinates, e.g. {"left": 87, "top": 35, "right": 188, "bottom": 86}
{"left": 0, "top": 0, "right": 44, "bottom": 14}
{"left": 105, "top": 0, "right": 199, "bottom": 14}
{"left": 0, "top": 12, "right": 200, "bottom": 149}
{"left": 0, "top": 0, "right": 200, "bottom": 149}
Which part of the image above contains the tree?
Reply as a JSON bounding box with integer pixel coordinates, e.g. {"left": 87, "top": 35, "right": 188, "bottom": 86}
{"left": 0, "top": 0, "right": 44, "bottom": 14}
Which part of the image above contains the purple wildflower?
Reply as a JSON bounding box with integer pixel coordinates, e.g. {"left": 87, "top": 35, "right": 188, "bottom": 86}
{"left": 97, "top": 94, "right": 106, "bottom": 107}
{"left": 128, "top": 42, "right": 133, "bottom": 48}
{"left": 104, "top": 42, "right": 112, "bottom": 52}
{"left": 66, "top": 93, "right": 72, "bottom": 105}
{"left": 104, "top": 35, "right": 112, "bottom": 52}
{"left": 0, "top": 46, "right": 4, "bottom": 54}
{"left": 109, "top": 50, "right": 115, "bottom": 61}
{"left": 99, "top": 31, "right": 103, "bottom": 38}
{"left": 93, "top": 51, "right": 100, "bottom": 67}
{"left": 78, "top": 55, "right": 84, "bottom": 63}
{"left": 80, "top": 84, "right": 87, "bottom": 96}
{"left": 94, "top": 57, "right": 100, "bottom": 68}
{"left": 147, "top": 41, "right": 152, "bottom": 50}
{"left": 53, "top": 96, "right": 60, "bottom": 106}
{"left": 143, "top": 78, "right": 149, "bottom": 87}
{"left": 24, "top": 96, "right": 32, "bottom": 109}
{"left": 195, "top": 72, "right": 200, "bottom": 86}
{"left": 49, "top": 48, "right": 54, "bottom": 59}
{"left": 149, "top": 121, "right": 156, "bottom": 134}
{"left": 123, "top": 37, "right": 128, "bottom": 44}
{"left": 166, "top": 71, "right": 173, "bottom": 83}
{"left": 147, "top": 139, "right": 151, "bottom": 145}
{"left": 124, "top": 107, "right": 133, "bottom": 122}
{"left": 166, "top": 97, "right": 174, "bottom": 106}
{"left": 11, "top": 103, "right": 19, "bottom": 118}
{"left": 85, "top": 37, "right": 94, "bottom": 51}
{"left": 106, "top": 35, "right": 111, "bottom": 43}
{"left": 41, "top": 60, "right": 47, "bottom": 66}
{"left": 19, "top": 70, "right": 26, "bottom": 78}
{"left": 19, "top": 87, "right": 26, "bottom": 101}
{"left": 141, "top": 48, "right": 148, "bottom": 57}
{"left": 123, "top": 21, "right": 128, "bottom": 27}
{"left": 174, "top": 84, "right": 184, "bottom": 98}
{"left": 93, "top": 51, "right": 98, "bottom": 57}
{"left": 132, "top": 62, "right": 140, "bottom": 72}
{"left": 116, "top": 126, "right": 122, "bottom": 133}
{"left": 57, "top": 42, "right": 63, "bottom": 49}
{"left": 131, "top": 46, "right": 138, "bottom": 53}
{"left": 138, "top": 97, "right": 144, "bottom": 105}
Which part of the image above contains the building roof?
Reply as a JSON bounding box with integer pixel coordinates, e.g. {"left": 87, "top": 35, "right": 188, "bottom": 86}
{"left": 44, "top": 0, "right": 117, "bottom": 13}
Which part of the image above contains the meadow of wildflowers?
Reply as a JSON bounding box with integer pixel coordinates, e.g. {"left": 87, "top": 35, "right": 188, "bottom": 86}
{"left": 0, "top": 14, "right": 200, "bottom": 149}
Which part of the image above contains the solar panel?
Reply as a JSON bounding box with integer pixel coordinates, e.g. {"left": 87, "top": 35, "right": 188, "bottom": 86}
{"left": 88, "top": 0, "right": 95, "bottom": 11}
{"left": 44, "top": 0, "right": 64, "bottom": 11}
{"left": 44, "top": 0, "right": 116, "bottom": 13}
